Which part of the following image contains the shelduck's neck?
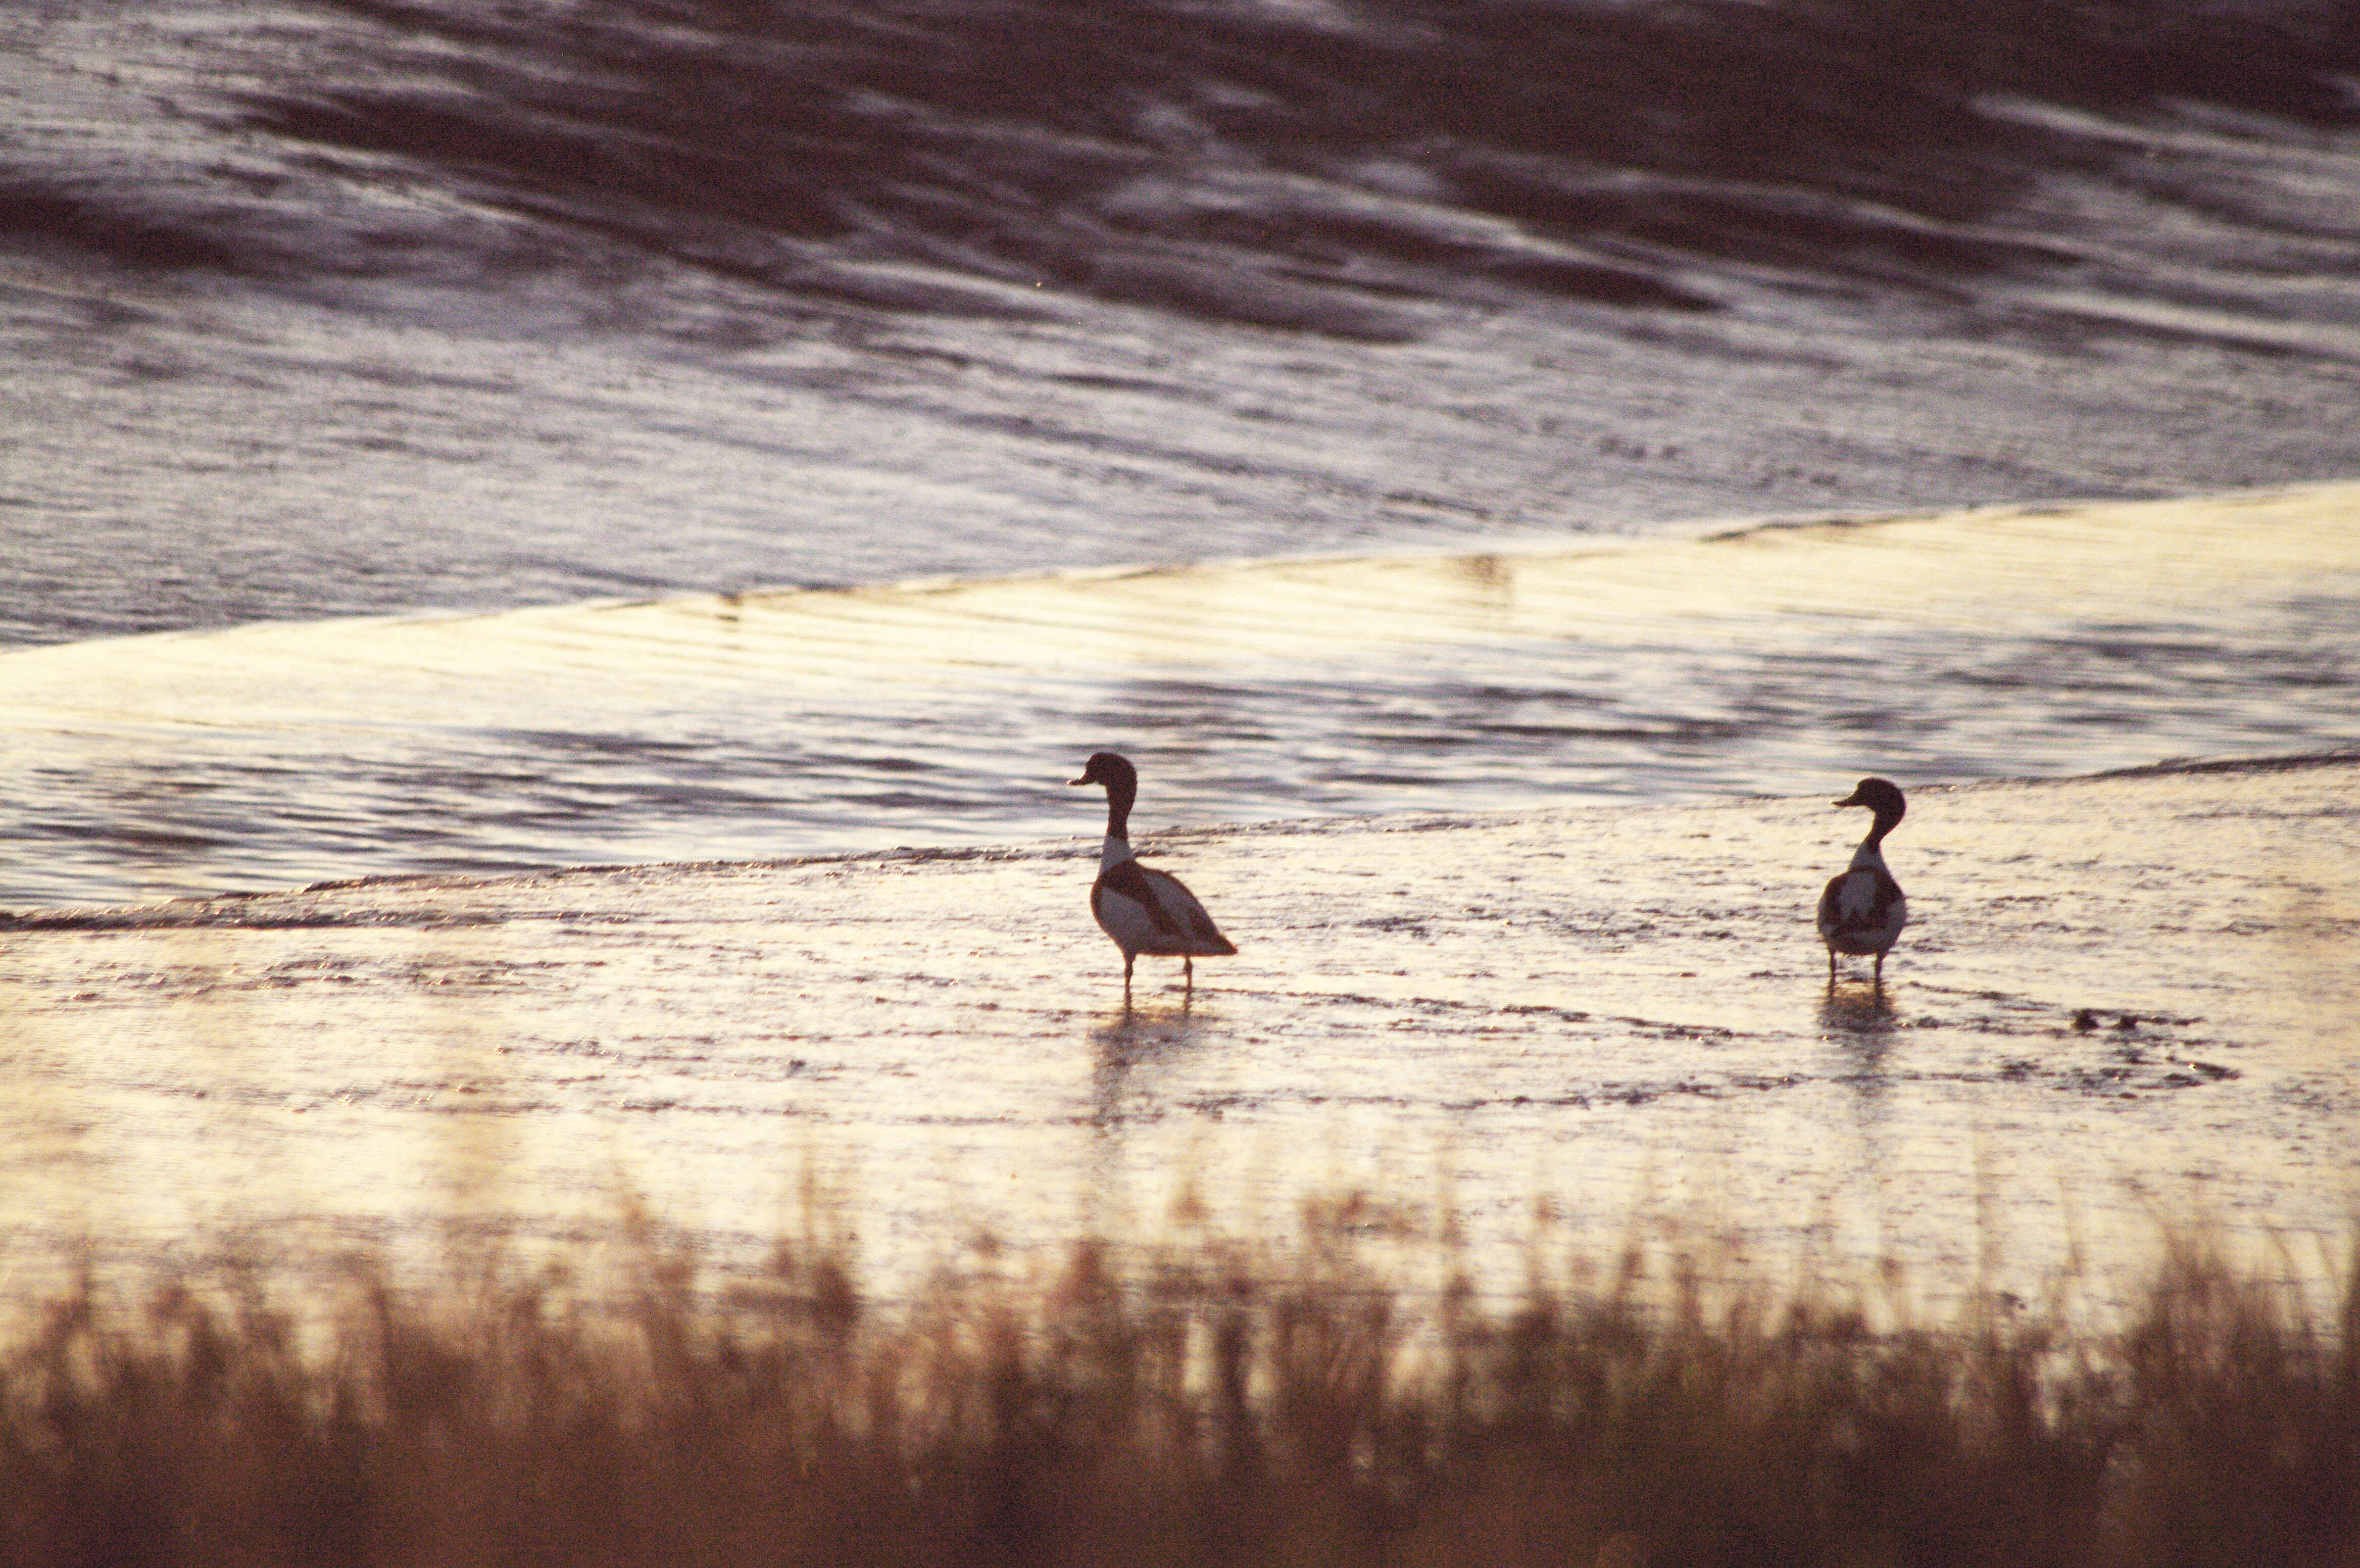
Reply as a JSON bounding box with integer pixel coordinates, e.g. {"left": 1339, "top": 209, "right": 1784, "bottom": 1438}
{"left": 1099, "top": 782, "right": 1136, "bottom": 868}
{"left": 1850, "top": 805, "right": 1901, "bottom": 867}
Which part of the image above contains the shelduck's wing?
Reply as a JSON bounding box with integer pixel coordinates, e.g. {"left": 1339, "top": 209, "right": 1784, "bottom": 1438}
{"left": 1142, "top": 865, "right": 1237, "bottom": 955}
{"left": 1815, "top": 871, "right": 1851, "bottom": 941}
{"left": 1097, "top": 859, "right": 1188, "bottom": 941}
{"left": 1094, "top": 855, "right": 1235, "bottom": 958}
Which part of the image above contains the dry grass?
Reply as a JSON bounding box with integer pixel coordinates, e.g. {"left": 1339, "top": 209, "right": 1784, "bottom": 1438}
{"left": 0, "top": 1221, "right": 2352, "bottom": 1568}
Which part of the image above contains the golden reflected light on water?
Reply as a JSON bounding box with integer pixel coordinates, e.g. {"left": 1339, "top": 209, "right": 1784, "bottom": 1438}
{"left": 1, "top": 754, "right": 2352, "bottom": 1324}
{"left": 0, "top": 483, "right": 2353, "bottom": 906}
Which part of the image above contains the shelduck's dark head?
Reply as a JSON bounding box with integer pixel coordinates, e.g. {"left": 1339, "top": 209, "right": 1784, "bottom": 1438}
{"left": 1068, "top": 752, "right": 1137, "bottom": 792}
{"left": 1071, "top": 751, "right": 1140, "bottom": 835}
{"left": 1833, "top": 777, "right": 1906, "bottom": 827}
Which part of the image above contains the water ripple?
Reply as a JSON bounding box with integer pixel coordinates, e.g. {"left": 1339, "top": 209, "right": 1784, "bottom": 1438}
{"left": 2, "top": 485, "right": 2352, "bottom": 909}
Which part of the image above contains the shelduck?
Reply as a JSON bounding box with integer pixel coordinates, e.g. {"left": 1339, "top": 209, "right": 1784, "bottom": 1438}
{"left": 1816, "top": 777, "right": 1908, "bottom": 986}
{"left": 1069, "top": 752, "right": 1235, "bottom": 1005}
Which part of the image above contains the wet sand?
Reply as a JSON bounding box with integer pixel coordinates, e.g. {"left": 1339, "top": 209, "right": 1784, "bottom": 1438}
{"left": 3, "top": 752, "right": 2352, "bottom": 1321}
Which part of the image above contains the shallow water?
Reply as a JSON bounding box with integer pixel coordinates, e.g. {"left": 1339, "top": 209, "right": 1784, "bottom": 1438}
{"left": 1, "top": 755, "right": 2352, "bottom": 1319}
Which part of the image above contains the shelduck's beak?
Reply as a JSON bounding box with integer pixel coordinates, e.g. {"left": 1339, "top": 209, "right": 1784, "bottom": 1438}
{"left": 1832, "top": 787, "right": 1866, "bottom": 808}
{"left": 1067, "top": 774, "right": 1090, "bottom": 786}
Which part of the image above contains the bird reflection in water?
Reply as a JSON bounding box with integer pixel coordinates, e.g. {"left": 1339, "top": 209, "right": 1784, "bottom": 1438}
{"left": 1821, "top": 985, "right": 1900, "bottom": 1086}
{"left": 1089, "top": 1003, "right": 1208, "bottom": 1133}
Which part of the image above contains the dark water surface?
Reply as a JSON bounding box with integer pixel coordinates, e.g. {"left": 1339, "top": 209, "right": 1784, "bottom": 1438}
{"left": 6, "top": 1, "right": 2358, "bottom": 640}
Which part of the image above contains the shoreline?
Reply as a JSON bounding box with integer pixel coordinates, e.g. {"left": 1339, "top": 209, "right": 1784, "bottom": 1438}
{"left": 0, "top": 743, "right": 2352, "bottom": 927}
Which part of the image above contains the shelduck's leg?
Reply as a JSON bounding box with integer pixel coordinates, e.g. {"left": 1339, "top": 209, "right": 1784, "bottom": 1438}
{"left": 1183, "top": 955, "right": 1194, "bottom": 999}
{"left": 1826, "top": 948, "right": 1837, "bottom": 986}
{"left": 1122, "top": 953, "right": 1136, "bottom": 1009}
{"left": 1873, "top": 951, "right": 1886, "bottom": 987}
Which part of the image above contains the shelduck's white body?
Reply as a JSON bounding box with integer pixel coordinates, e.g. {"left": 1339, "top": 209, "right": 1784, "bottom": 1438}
{"left": 1816, "top": 777, "right": 1908, "bottom": 985}
{"left": 1070, "top": 752, "right": 1235, "bottom": 1005}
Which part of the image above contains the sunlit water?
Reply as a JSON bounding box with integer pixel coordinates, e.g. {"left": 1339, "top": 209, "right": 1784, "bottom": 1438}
{"left": 3, "top": 486, "right": 2354, "bottom": 909}
{"left": 1, "top": 489, "right": 2354, "bottom": 1317}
